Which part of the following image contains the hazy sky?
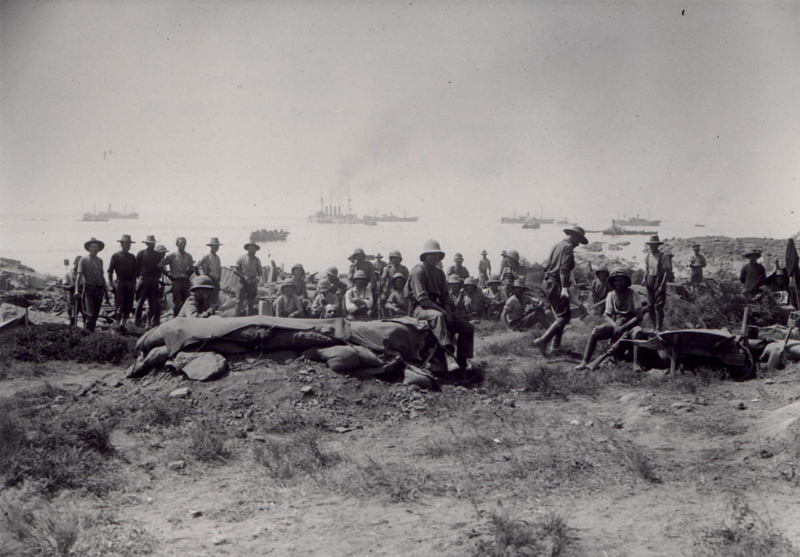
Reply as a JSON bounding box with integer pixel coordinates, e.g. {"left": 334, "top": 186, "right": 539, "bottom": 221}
{"left": 2, "top": 0, "right": 799, "bottom": 226}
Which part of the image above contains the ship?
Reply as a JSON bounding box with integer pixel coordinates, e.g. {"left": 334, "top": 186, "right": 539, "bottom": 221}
{"left": 521, "top": 218, "right": 541, "bottom": 229}
{"left": 615, "top": 214, "right": 661, "bottom": 227}
{"left": 308, "top": 191, "right": 370, "bottom": 224}
{"left": 501, "top": 211, "right": 529, "bottom": 224}
{"left": 249, "top": 229, "right": 290, "bottom": 242}
{"left": 81, "top": 204, "right": 138, "bottom": 221}
{"left": 363, "top": 211, "right": 418, "bottom": 223}
{"left": 81, "top": 205, "right": 109, "bottom": 222}
{"left": 602, "top": 221, "right": 657, "bottom": 236}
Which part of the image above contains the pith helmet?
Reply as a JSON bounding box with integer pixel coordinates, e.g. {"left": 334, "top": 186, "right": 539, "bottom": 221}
{"left": 564, "top": 225, "right": 589, "bottom": 245}
{"left": 190, "top": 275, "right": 215, "bottom": 291}
{"left": 389, "top": 250, "right": 402, "bottom": 260}
{"left": 454, "top": 253, "right": 464, "bottom": 260}
{"left": 326, "top": 266, "right": 339, "bottom": 277}
{"left": 117, "top": 234, "right": 135, "bottom": 243}
{"left": 352, "top": 270, "right": 368, "bottom": 281}
{"left": 608, "top": 268, "right": 632, "bottom": 288}
{"left": 280, "top": 279, "right": 296, "bottom": 291}
{"left": 463, "top": 277, "right": 478, "bottom": 287}
{"left": 392, "top": 272, "right": 407, "bottom": 284}
{"left": 351, "top": 248, "right": 366, "bottom": 259}
{"left": 512, "top": 278, "right": 529, "bottom": 290}
{"left": 447, "top": 274, "right": 462, "bottom": 285}
{"left": 594, "top": 265, "right": 609, "bottom": 278}
{"left": 155, "top": 244, "right": 168, "bottom": 253}
{"left": 317, "top": 278, "right": 332, "bottom": 292}
{"left": 291, "top": 263, "right": 305, "bottom": 274}
{"left": 175, "top": 237, "right": 187, "bottom": 245}
{"left": 84, "top": 237, "right": 105, "bottom": 252}
{"left": 420, "top": 239, "right": 445, "bottom": 261}
{"left": 506, "top": 250, "right": 520, "bottom": 263}
{"left": 487, "top": 274, "right": 502, "bottom": 285}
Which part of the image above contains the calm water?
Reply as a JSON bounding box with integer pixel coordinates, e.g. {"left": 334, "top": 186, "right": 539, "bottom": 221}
{"left": 1, "top": 213, "right": 795, "bottom": 278}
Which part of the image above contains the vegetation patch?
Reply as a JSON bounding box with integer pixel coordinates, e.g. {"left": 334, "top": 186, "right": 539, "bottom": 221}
{"left": 0, "top": 324, "right": 133, "bottom": 365}
{"left": 473, "top": 507, "right": 576, "bottom": 557}
{"left": 252, "top": 430, "right": 340, "bottom": 484}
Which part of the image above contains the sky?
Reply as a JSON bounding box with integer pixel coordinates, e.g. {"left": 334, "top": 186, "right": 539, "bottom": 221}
{"left": 1, "top": 0, "right": 799, "bottom": 228}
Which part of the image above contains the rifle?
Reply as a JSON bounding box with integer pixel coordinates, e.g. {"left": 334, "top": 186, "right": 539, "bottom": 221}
{"left": 585, "top": 329, "right": 632, "bottom": 371}
{"left": 229, "top": 267, "right": 259, "bottom": 284}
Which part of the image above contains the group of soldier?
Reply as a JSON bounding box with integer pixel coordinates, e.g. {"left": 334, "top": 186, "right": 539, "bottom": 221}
{"left": 64, "top": 225, "right": 792, "bottom": 374}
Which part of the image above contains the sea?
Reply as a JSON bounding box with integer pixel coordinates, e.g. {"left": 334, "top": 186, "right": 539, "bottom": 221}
{"left": 1, "top": 213, "right": 796, "bottom": 279}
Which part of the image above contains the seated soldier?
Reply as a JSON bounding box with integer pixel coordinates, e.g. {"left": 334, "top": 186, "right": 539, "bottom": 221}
{"left": 590, "top": 266, "right": 610, "bottom": 316}
{"left": 274, "top": 279, "right": 307, "bottom": 318}
{"left": 384, "top": 273, "right": 411, "bottom": 317}
{"left": 290, "top": 263, "right": 310, "bottom": 299}
{"left": 458, "top": 277, "right": 491, "bottom": 320}
{"left": 345, "top": 270, "right": 373, "bottom": 319}
{"left": 482, "top": 274, "right": 507, "bottom": 320}
{"left": 310, "top": 278, "right": 340, "bottom": 318}
{"left": 178, "top": 276, "right": 217, "bottom": 318}
{"left": 407, "top": 239, "right": 474, "bottom": 372}
{"left": 575, "top": 268, "right": 644, "bottom": 370}
{"left": 447, "top": 274, "right": 463, "bottom": 303}
{"left": 500, "top": 279, "right": 550, "bottom": 332}
{"left": 499, "top": 271, "right": 515, "bottom": 299}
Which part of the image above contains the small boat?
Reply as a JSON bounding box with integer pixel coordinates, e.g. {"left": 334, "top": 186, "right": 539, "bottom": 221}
{"left": 249, "top": 229, "right": 290, "bottom": 242}
{"left": 522, "top": 218, "right": 541, "bottom": 229}
{"left": 695, "top": 224, "right": 706, "bottom": 228}
{"left": 501, "top": 211, "right": 529, "bottom": 224}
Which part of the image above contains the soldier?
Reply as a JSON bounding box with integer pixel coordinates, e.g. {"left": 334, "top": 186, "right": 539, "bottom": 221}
{"left": 590, "top": 266, "right": 610, "bottom": 316}
{"left": 378, "top": 250, "right": 409, "bottom": 315}
{"left": 499, "top": 250, "right": 521, "bottom": 279}
{"left": 374, "top": 253, "right": 388, "bottom": 283}
{"left": 63, "top": 256, "right": 82, "bottom": 326}
{"left": 384, "top": 273, "right": 411, "bottom": 317}
{"left": 135, "top": 235, "right": 163, "bottom": 328}
{"left": 75, "top": 237, "right": 110, "bottom": 332}
{"left": 447, "top": 253, "right": 470, "bottom": 280}
{"left": 345, "top": 270, "right": 373, "bottom": 318}
{"left": 533, "top": 225, "right": 588, "bottom": 356}
{"left": 501, "top": 279, "right": 550, "bottom": 332}
{"left": 406, "top": 239, "right": 474, "bottom": 372}
{"left": 482, "top": 274, "right": 507, "bottom": 320}
{"left": 477, "top": 250, "right": 492, "bottom": 287}
{"left": 290, "top": 263, "right": 310, "bottom": 300}
{"left": 689, "top": 244, "right": 706, "bottom": 288}
{"left": 575, "top": 268, "right": 644, "bottom": 370}
{"left": 158, "top": 237, "right": 195, "bottom": 317}
{"left": 643, "top": 235, "right": 671, "bottom": 331}
{"left": 457, "top": 277, "right": 492, "bottom": 320}
{"left": 349, "top": 248, "right": 377, "bottom": 316}
{"left": 325, "top": 266, "right": 348, "bottom": 298}
{"left": 195, "top": 238, "right": 223, "bottom": 308}
{"left": 274, "top": 279, "right": 307, "bottom": 318}
{"left": 178, "top": 276, "right": 216, "bottom": 318}
{"left": 107, "top": 234, "right": 137, "bottom": 329}
{"left": 310, "top": 278, "right": 340, "bottom": 318}
{"left": 740, "top": 249, "right": 766, "bottom": 298}
{"left": 235, "top": 243, "right": 262, "bottom": 316}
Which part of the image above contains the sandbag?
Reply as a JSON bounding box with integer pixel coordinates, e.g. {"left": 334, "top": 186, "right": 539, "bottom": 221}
{"left": 168, "top": 351, "right": 229, "bottom": 381}
{"left": 761, "top": 340, "right": 800, "bottom": 371}
{"left": 308, "top": 345, "right": 385, "bottom": 373}
{"left": 127, "top": 345, "right": 170, "bottom": 378}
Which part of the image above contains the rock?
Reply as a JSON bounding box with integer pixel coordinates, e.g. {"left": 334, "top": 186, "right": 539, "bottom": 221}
{"left": 167, "top": 460, "right": 186, "bottom": 471}
{"left": 300, "top": 386, "right": 314, "bottom": 396}
{"left": 613, "top": 422, "right": 624, "bottom": 429}
{"left": 734, "top": 401, "right": 747, "bottom": 410}
{"left": 235, "top": 430, "right": 247, "bottom": 439}
{"left": 188, "top": 510, "right": 203, "bottom": 518}
{"left": 502, "top": 398, "right": 516, "bottom": 408}
{"left": 169, "top": 387, "right": 190, "bottom": 399}
{"left": 759, "top": 449, "right": 774, "bottom": 459}
{"left": 671, "top": 402, "right": 692, "bottom": 410}
{"left": 334, "top": 426, "right": 353, "bottom": 434}
{"left": 213, "top": 536, "right": 227, "bottom": 546}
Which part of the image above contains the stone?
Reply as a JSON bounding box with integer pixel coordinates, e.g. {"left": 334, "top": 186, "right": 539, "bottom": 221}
{"left": 502, "top": 398, "right": 516, "bottom": 408}
{"left": 300, "top": 386, "right": 314, "bottom": 396}
{"left": 188, "top": 510, "right": 203, "bottom": 518}
{"left": 169, "top": 387, "right": 190, "bottom": 399}
{"left": 167, "top": 460, "right": 185, "bottom": 471}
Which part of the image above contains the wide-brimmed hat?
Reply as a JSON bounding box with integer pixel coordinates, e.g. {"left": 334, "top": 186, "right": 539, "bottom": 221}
{"left": 500, "top": 250, "right": 507, "bottom": 257}
{"left": 206, "top": 237, "right": 223, "bottom": 246}
{"left": 512, "top": 278, "right": 528, "bottom": 290}
{"left": 776, "top": 268, "right": 787, "bottom": 277}
{"left": 375, "top": 253, "right": 383, "bottom": 259}
{"left": 117, "top": 234, "right": 134, "bottom": 244}
{"left": 487, "top": 274, "right": 502, "bottom": 285}
{"left": 608, "top": 268, "right": 632, "bottom": 288}
{"left": 564, "top": 225, "right": 589, "bottom": 245}
{"left": 506, "top": 249, "right": 520, "bottom": 263}
{"left": 190, "top": 275, "right": 215, "bottom": 291}
{"left": 645, "top": 235, "right": 664, "bottom": 246}
{"left": 594, "top": 265, "right": 609, "bottom": 278}
{"left": 691, "top": 243, "right": 701, "bottom": 249}
{"left": 352, "top": 270, "right": 368, "bottom": 282}
{"left": 389, "top": 250, "right": 402, "bottom": 260}
{"left": 480, "top": 250, "right": 487, "bottom": 256}
{"left": 351, "top": 248, "right": 366, "bottom": 259}
{"left": 244, "top": 242, "right": 261, "bottom": 251}
{"left": 743, "top": 249, "right": 761, "bottom": 258}
{"left": 447, "top": 274, "right": 462, "bottom": 285}
{"left": 502, "top": 271, "right": 515, "bottom": 279}
{"left": 84, "top": 237, "right": 104, "bottom": 252}
{"left": 143, "top": 234, "right": 157, "bottom": 244}
{"left": 392, "top": 272, "right": 407, "bottom": 284}
{"left": 420, "top": 239, "right": 445, "bottom": 261}
{"left": 280, "top": 279, "right": 296, "bottom": 290}
{"left": 291, "top": 263, "right": 305, "bottom": 274}
{"left": 463, "top": 277, "right": 478, "bottom": 288}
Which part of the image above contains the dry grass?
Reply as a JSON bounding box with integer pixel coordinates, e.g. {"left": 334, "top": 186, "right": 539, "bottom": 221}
{"left": 0, "top": 487, "right": 80, "bottom": 557}
{"left": 187, "top": 420, "right": 230, "bottom": 463}
{"left": 252, "top": 429, "right": 340, "bottom": 485}
{"left": 473, "top": 506, "right": 575, "bottom": 557}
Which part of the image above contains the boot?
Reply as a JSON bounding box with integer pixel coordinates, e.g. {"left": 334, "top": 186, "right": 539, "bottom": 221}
{"left": 576, "top": 335, "right": 599, "bottom": 370}
{"left": 533, "top": 317, "right": 567, "bottom": 357}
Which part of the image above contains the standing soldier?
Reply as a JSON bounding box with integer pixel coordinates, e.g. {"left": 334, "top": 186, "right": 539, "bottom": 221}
{"left": 406, "top": 239, "right": 474, "bottom": 372}
{"left": 740, "top": 249, "right": 766, "bottom": 298}
{"left": 75, "top": 237, "right": 110, "bottom": 332}
{"left": 235, "top": 243, "right": 262, "bottom": 316}
{"left": 158, "top": 237, "right": 195, "bottom": 317}
{"left": 373, "top": 253, "right": 388, "bottom": 284}
{"left": 195, "top": 238, "right": 223, "bottom": 309}
{"left": 689, "top": 244, "right": 706, "bottom": 289}
{"left": 533, "top": 226, "right": 588, "bottom": 356}
{"left": 477, "top": 250, "right": 492, "bottom": 287}
{"left": 499, "top": 250, "right": 521, "bottom": 279}
{"left": 448, "top": 253, "right": 470, "bottom": 280}
{"left": 63, "top": 256, "right": 82, "bottom": 326}
{"left": 643, "top": 235, "right": 672, "bottom": 331}
{"left": 107, "top": 234, "right": 137, "bottom": 329}
{"left": 135, "top": 235, "right": 163, "bottom": 328}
